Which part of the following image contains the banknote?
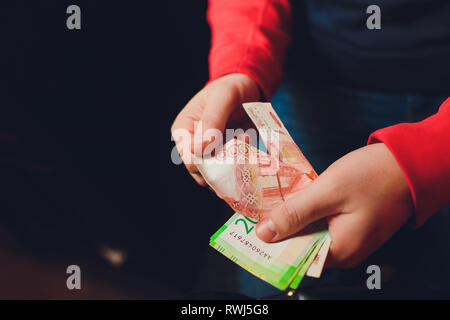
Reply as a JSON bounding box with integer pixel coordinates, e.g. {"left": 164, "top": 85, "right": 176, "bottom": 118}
{"left": 197, "top": 103, "right": 319, "bottom": 221}
{"left": 306, "top": 235, "right": 331, "bottom": 278}
{"left": 289, "top": 233, "right": 328, "bottom": 289}
{"left": 210, "top": 212, "right": 328, "bottom": 290}
{"left": 242, "top": 102, "right": 318, "bottom": 188}
{"left": 196, "top": 138, "right": 282, "bottom": 220}
{"left": 201, "top": 102, "right": 330, "bottom": 290}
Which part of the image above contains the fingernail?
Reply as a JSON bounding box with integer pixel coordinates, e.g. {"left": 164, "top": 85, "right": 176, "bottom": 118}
{"left": 256, "top": 218, "right": 277, "bottom": 242}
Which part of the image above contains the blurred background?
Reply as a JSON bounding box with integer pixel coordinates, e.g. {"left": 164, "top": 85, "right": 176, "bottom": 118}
{"left": 1, "top": 1, "right": 450, "bottom": 299}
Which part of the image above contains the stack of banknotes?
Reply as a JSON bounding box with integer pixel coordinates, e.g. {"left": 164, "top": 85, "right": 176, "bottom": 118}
{"left": 197, "top": 102, "right": 330, "bottom": 291}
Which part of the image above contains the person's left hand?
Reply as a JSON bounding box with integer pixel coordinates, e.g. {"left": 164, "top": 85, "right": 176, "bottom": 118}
{"left": 255, "top": 143, "right": 414, "bottom": 268}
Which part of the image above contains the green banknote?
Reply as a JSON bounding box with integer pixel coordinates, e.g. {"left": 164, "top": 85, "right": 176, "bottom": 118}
{"left": 210, "top": 212, "right": 328, "bottom": 291}
{"left": 289, "top": 234, "right": 328, "bottom": 289}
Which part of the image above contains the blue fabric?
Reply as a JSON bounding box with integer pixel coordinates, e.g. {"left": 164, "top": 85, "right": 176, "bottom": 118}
{"left": 239, "top": 83, "right": 450, "bottom": 298}
{"left": 298, "top": 0, "right": 450, "bottom": 95}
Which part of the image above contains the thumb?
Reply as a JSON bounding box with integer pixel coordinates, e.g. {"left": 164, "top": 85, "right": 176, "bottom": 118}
{"left": 256, "top": 176, "right": 341, "bottom": 242}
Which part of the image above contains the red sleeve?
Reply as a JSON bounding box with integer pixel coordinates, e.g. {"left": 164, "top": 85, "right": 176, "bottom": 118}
{"left": 207, "top": 0, "right": 292, "bottom": 99}
{"left": 368, "top": 97, "right": 450, "bottom": 227}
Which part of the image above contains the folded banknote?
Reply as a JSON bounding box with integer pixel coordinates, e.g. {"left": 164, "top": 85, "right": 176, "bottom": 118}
{"left": 198, "top": 102, "right": 330, "bottom": 290}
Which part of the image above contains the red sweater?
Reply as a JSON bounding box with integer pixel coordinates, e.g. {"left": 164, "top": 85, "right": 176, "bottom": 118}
{"left": 207, "top": 0, "right": 450, "bottom": 226}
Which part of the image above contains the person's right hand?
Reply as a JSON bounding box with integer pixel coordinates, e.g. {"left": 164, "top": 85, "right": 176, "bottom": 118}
{"left": 171, "top": 73, "right": 261, "bottom": 186}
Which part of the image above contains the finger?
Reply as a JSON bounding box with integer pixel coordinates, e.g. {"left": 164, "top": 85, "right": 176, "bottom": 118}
{"left": 171, "top": 96, "right": 217, "bottom": 184}
{"left": 190, "top": 171, "right": 207, "bottom": 187}
{"left": 192, "top": 90, "right": 240, "bottom": 156}
{"left": 172, "top": 142, "right": 207, "bottom": 186}
{"left": 256, "top": 174, "right": 344, "bottom": 242}
{"left": 176, "top": 145, "right": 207, "bottom": 186}
{"left": 171, "top": 99, "right": 200, "bottom": 167}
{"left": 325, "top": 211, "right": 385, "bottom": 269}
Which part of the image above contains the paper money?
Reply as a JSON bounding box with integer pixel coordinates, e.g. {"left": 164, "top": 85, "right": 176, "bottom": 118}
{"left": 289, "top": 233, "right": 328, "bottom": 289}
{"left": 210, "top": 212, "right": 328, "bottom": 290}
{"left": 200, "top": 102, "right": 330, "bottom": 290}
{"left": 197, "top": 138, "right": 281, "bottom": 220}
{"left": 196, "top": 103, "right": 317, "bottom": 221}
{"left": 242, "top": 102, "right": 318, "bottom": 188}
{"left": 306, "top": 235, "right": 331, "bottom": 278}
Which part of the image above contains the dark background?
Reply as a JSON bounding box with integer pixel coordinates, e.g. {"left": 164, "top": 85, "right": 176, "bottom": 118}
{"left": 0, "top": 1, "right": 237, "bottom": 299}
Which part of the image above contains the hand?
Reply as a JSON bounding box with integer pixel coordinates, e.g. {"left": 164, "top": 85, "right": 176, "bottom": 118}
{"left": 256, "top": 143, "right": 414, "bottom": 268}
{"left": 171, "top": 73, "right": 261, "bottom": 186}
